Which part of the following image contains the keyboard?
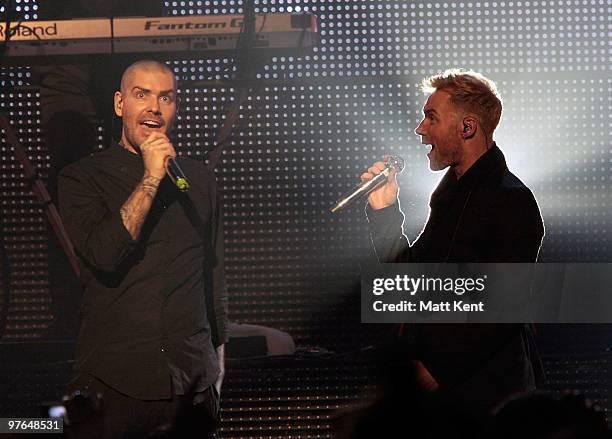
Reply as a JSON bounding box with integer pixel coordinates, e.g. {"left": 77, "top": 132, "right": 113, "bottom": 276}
{"left": 0, "top": 13, "right": 318, "bottom": 64}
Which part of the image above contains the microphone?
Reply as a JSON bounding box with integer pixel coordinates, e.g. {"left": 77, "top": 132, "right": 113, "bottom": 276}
{"left": 166, "top": 157, "right": 190, "bottom": 192}
{"left": 330, "top": 156, "right": 404, "bottom": 213}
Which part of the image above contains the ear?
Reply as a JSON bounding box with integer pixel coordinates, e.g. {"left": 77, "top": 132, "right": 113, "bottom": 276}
{"left": 461, "top": 116, "right": 477, "bottom": 139}
{"left": 114, "top": 91, "right": 123, "bottom": 117}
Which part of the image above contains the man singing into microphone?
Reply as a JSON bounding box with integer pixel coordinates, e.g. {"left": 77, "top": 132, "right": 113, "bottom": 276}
{"left": 58, "top": 60, "right": 227, "bottom": 437}
{"left": 362, "top": 69, "right": 545, "bottom": 416}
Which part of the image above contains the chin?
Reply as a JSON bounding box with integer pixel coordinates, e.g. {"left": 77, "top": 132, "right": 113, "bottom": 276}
{"left": 428, "top": 160, "right": 443, "bottom": 172}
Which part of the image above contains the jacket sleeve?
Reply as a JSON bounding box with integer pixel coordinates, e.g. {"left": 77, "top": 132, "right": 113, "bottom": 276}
{"left": 204, "top": 170, "right": 229, "bottom": 348}
{"left": 58, "top": 165, "right": 137, "bottom": 273}
{"left": 366, "top": 202, "right": 413, "bottom": 263}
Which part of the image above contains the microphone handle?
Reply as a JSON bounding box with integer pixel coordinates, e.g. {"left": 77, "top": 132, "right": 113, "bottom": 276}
{"left": 330, "top": 167, "right": 391, "bottom": 213}
{"left": 166, "top": 157, "right": 190, "bottom": 192}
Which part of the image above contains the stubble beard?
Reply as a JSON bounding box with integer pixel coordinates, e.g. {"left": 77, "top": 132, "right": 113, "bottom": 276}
{"left": 428, "top": 132, "right": 463, "bottom": 172}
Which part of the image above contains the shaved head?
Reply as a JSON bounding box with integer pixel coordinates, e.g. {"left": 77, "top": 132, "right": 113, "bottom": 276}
{"left": 114, "top": 60, "right": 178, "bottom": 153}
{"left": 119, "top": 60, "right": 176, "bottom": 94}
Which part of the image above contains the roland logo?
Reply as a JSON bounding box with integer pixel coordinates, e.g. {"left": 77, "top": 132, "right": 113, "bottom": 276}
{"left": 144, "top": 18, "right": 243, "bottom": 31}
{"left": 0, "top": 22, "right": 58, "bottom": 38}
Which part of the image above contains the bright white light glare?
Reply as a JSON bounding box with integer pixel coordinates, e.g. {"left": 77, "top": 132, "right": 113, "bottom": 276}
{"left": 48, "top": 405, "right": 66, "bottom": 419}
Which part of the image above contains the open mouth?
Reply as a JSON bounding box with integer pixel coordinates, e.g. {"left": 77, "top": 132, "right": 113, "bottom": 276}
{"left": 141, "top": 120, "right": 163, "bottom": 129}
{"left": 421, "top": 138, "right": 434, "bottom": 151}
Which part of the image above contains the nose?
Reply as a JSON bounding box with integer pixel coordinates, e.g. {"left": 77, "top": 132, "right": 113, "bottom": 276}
{"left": 148, "top": 96, "right": 161, "bottom": 114}
{"left": 415, "top": 118, "right": 426, "bottom": 136}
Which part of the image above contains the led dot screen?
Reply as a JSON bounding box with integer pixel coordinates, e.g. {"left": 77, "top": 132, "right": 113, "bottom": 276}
{"left": 0, "top": 88, "right": 53, "bottom": 340}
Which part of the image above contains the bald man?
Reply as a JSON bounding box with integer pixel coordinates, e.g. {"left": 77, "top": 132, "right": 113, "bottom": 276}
{"left": 58, "top": 60, "right": 228, "bottom": 438}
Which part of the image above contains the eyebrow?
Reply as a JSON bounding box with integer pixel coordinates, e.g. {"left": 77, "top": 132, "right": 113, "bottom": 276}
{"left": 131, "top": 86, "right": 176, "bottom": 95}
{"left": 423, "top": 108, "right": 438, "bottom": 116}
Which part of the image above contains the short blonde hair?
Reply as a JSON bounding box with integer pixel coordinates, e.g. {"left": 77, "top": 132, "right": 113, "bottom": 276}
{"left": 422, "top": 69, "right": 502, "bottom": 137}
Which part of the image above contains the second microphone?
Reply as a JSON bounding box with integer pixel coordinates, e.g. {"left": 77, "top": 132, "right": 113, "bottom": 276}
{"left": 330, "top": 156, "right": 405, "bottom": 213}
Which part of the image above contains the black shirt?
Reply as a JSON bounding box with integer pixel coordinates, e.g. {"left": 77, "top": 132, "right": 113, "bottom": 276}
{"left": 58, "top": 142, "right": 228, "bottom": 399}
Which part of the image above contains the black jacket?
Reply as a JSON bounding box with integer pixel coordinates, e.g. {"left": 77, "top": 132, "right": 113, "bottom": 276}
{"left": 367, "top": 144, "right": 545, "bottom": 414}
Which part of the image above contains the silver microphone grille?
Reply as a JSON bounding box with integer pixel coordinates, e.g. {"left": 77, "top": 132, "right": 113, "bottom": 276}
{"left": 387, "top": 155, "right": 405, "bottom": 173}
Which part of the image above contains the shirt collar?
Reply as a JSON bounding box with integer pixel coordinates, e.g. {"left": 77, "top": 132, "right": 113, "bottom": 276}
{"left": 112, "top": 140, "right": 141, "bottom": 158}
{"left": 456, "top": 142, "right": 506, "bottom": 188}
{"left": 430, "top": 142, "right": 507, "bottom": 206}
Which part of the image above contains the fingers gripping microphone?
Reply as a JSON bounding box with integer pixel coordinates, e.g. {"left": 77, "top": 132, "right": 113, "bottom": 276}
{"left": 166, "top": 157, "right": 190, "bottom": 192}
{"left": 330, "top": 156, "right": 405, "bottom": 213}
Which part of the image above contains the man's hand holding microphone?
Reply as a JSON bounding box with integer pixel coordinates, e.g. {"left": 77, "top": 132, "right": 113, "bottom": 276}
{"left": 360, "top": 155, "right": 401, "bottom": 210}
{"left": 330, "top": 155, "right": 404, "bottom": 213}
{"left": 120, "top": 133, "right": 181, "bottom": 240}
{"left": 140, "top": 132, "right": 177, "bottom": 182}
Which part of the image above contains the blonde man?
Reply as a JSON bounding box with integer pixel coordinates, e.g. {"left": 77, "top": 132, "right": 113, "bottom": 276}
{"left": 362, "top": 69, "right": 544, "bottom": 416}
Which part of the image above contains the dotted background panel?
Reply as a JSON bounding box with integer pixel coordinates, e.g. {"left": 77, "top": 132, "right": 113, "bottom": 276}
{"left": 494, "top": 75, "right": 611, "bottom": 262}
{"left": 0, "top": 89, "right": 54, "bottom": 340}
{"left": 174, "top": 80, "right": 412, "bottom": 348}
{"left": 0, "top": 0, "right": 36, "bottom": 20}
{"left": 256, "top": 1, "right": 610, "bottom": 79}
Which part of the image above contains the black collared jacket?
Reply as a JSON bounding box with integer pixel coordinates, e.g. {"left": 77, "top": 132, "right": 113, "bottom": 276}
{"left": 367, "top": 143, "right": 545, "bottom": 413}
